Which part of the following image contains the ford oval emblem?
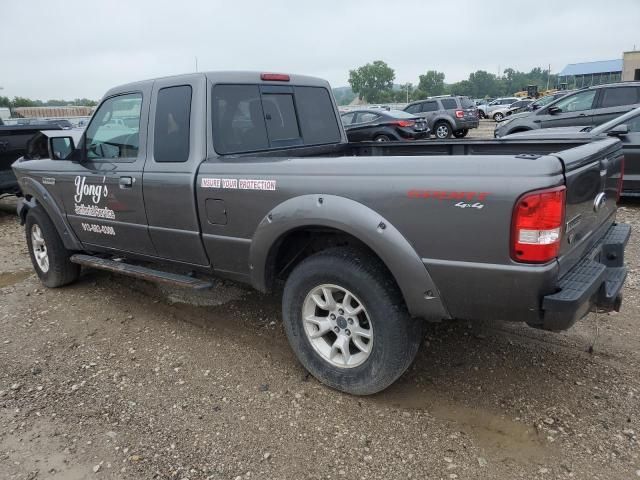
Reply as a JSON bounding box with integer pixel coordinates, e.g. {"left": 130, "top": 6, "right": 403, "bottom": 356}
{"left": 593, "top": 192, "right": 607, "bottom": 212}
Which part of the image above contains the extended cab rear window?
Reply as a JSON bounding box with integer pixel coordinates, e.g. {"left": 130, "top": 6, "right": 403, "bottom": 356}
{"left": 212, "top": 84, "right": 340, "bottom": 154}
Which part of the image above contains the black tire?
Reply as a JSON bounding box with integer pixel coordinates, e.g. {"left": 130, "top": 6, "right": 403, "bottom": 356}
{"left": 493, "top": 112, "right": 504, "bottom": 121}
{"left": 25, "top": 206, "right": 80, "bottom": 288}
{"left": 373, "top": 134, "right": 391, "bottom": 142}
{"left": 453, "top": 129, "right": 469, "bottom": 138}
{"left": 282, "top": 248, "right": 423, "bottom": 395}
{"left": 433, "top": 121, "right": 452, "bottom": 139}
{"left": 478, "top": 110, "right": 486, "bottom": 119}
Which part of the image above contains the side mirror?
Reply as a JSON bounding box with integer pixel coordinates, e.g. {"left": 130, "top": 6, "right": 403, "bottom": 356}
{"left": 49, "top": 136, "right": 76, "bottom": 160}
{"left": 548, "top": 106, "right": 561, "bottom": 115}
{"left": 607, "top": 124, "right": 629, "bottom": 137}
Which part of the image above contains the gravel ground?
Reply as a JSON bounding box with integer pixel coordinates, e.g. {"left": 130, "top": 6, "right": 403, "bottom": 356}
{"left": 1, "top": 189, "right": 639, "bottom": 480}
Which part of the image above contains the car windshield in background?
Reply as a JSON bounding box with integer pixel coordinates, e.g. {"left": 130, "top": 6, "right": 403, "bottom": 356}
{"left": 460, "top": 98, "right": 475, "bottom": 108}
{"left": 591, "top": 106, "right": 640, "bottom": 134}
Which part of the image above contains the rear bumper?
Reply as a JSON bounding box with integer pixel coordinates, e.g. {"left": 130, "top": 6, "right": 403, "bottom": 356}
{"left": 537, "top": 223, "right": 631, "bottom": 331}
{"left": 456, "top": 119, "right": 479, "bottom": 129}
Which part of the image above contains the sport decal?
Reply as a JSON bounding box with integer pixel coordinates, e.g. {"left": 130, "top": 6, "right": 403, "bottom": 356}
{"left": 74, "top": 176, "right": 115, "bottom": 219}
{"left": 201, "top": 178, "right": 277, "bottom": 191}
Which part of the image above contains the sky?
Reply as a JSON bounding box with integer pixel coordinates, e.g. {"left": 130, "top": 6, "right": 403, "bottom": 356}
{"left": 1, "top": 0, "right": 639, "bottom": 100}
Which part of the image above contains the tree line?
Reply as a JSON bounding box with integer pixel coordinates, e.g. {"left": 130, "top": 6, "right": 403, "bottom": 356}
{"left": 0, "top": 96, "right": 98, "bottom": 109}
{"left": 342, "top": 60, "right": 557, "bottom": 105}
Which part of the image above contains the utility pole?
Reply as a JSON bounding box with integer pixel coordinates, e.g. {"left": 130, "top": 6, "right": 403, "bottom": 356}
{"left": 406, "top": 84, "right": 409, "bottom": 103}
{"left": 195, "top": 57, "right": 198, "bottom": 72}
{"left": 546, "top": 64, "right": 551, "bottom": 91}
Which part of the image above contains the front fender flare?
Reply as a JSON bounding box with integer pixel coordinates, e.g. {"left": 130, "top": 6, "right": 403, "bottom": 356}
{"left": 18, "top": 176, "right": 82, "bottom": 251}
{"left": 249, "top": 194, "right": 450, "bottom": 321}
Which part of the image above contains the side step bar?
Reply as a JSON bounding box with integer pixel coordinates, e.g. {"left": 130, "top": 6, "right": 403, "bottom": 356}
{"left": 70, "top": 254, "right": 213, "bottom": 290}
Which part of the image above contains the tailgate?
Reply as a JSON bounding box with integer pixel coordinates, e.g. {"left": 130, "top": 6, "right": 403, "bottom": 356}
{"left": 553, "top": 137, "right": 624, "bottom": 276}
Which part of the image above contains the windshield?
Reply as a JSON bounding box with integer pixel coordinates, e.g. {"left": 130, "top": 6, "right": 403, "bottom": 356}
{"left": 591, "top": 106, "right": 640, "bottom": 134}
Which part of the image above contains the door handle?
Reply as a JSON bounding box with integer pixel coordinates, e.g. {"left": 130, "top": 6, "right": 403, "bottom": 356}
{"left": 119, "top": 176, "right": 133, "bottom": 189}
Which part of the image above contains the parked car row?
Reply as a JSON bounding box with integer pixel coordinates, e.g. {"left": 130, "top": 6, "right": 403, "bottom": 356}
{"left": 495, "top": 82, "right": 640, "bottom": 138}
{"left": 341, "top": 95, "right": 481, "bottom": 142}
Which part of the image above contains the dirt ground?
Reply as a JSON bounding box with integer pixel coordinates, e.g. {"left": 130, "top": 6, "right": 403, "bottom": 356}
{"left": 1, "top": 190, "right": 639, "bottom": 480}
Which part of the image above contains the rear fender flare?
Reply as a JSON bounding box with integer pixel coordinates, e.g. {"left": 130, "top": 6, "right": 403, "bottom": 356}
{"left": 18, "top": 176, "right": 82, "bottom": 251}
{"left": 249, "top": 194, "right": 450, "bottom": 321}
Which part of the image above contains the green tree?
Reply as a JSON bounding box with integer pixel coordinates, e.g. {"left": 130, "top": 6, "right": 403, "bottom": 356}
{"left": 416, "top": 70, "right": 445, "bottom": 98}
{"left": 11, "top": 96, "right": 40, "bottom": 107}
{"left": 0, "top": 96, "right": 10, "bottom": 108}
{"left": 348, "top": 60, "right": 395, "bottom": 103}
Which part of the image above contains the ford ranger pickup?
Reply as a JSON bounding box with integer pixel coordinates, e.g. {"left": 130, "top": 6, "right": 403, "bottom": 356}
{"left": 12, "top": 72, "right": 630, "bottom": 395}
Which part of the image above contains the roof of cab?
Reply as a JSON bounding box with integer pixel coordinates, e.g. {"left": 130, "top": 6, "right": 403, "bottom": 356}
{"left": 103, "top": 71, "right": 331, "bottom": 98}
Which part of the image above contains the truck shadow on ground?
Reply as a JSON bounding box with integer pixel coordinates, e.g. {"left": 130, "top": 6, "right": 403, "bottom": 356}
{"left": 78, "top": 268, "right": 624, "bottom": 465}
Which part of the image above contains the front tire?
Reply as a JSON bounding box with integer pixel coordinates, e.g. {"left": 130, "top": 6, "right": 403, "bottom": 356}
{"left": 478, "top": 110, "right": 486, "bottom": 119}
{"left": 282, "top": 248, "right": 422, "bottom": 395}
{"left": 25, "top": 206, "right": 80, "bottom": 288}
{"left": 493, "top": 112, "right": 504, "bottom": 121}
{"left": 453, "top": 128, "right": 469, "bottom": 138}
{"left": 374, "top": 134, "right": 391, "bottom": 142}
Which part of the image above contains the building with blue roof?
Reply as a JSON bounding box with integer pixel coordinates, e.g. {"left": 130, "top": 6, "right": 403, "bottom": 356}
{"left": 556, "top": 59, "right": 623, "bottom": 89}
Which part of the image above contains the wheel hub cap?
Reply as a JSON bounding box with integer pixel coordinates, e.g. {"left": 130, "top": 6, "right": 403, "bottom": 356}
{"left": 302, "top": 284, "right": 373, "bottom": 368}
{"left": 31, "top": 224, "right": 49, "bottom": 273}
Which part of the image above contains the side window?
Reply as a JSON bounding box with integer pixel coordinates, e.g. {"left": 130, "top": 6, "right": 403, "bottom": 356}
{"left": 405, "top": 103, "right": 421, "bottom": 114}
{"left": 422, "top": 101, "right": 438, "bottom": 112}
{"left": 85, "top": 93, "right": 142, "bottom": 160}
{"left": 626, "top": 116, "right": 640, "bottom": 132}
{"left": 212, "top": 85, "right": 269, "bottom": 154}
{"left": 355, "top": 112, "right": 379, "bottom": 123}
{"left": 261, "top": 93, "right": 301, "bottom": 143}
{"left": 440, "top": 98, "right": 457, "bottom": 109}
{"left": 341, "top": 113, "right": 355, "bottom": 125}
{"left": 154, "top": 85, "right": 192, "bottom": 163}
{"left": 295, "top": 87, "right": 341, "bottom": 144}
{"left": 552, "top": 90, "right": 597, "bottom": 113}
{"left": 600, "top": 87, "right": 640, "bottom": 108}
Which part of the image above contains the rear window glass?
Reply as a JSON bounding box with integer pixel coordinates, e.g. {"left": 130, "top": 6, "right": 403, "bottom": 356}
{"left": 262, "top": 93, "right": 300, "bottom": 142}
{"left": 154, "top": 85, "right": 192, "bottom": 163}
{"left": 440, "top": 98, "right": 457, "bottom": 109}
{"left": 213, "top": 85, "right": 269, "bottom": 154}
{"left": 460, "top": 98, "right": 475, "bottom": 108}
{"left": 386, "top": 110, "right": 415, "bottom": 119}
{"left": 212, "top": 84, "right": 339, "bottom": 154}
{"left": 294, "top": 86, "right": 341, "bottom": 145}
{"left": 405, "top": 104, "right": 421, "bottom": 114}
{"left": 422, "top": 101, "right": 438, "bottom": 112}
{"left": 600, "top": 87, "right": 640, "bottom": 108}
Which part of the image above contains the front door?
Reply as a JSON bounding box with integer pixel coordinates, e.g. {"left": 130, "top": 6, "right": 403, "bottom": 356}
{"left": 59, "top": 90, "right": 156, "bottom": 255}
{"left": 537, "top": 89, "right": 597, "bottom": 129}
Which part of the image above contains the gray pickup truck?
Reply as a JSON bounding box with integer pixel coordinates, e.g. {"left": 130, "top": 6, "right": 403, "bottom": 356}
{"left": 12, "top": 72, "right": 630, "bottom": 395}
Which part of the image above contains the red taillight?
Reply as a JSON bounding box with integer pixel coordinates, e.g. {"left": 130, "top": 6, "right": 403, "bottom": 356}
{"left": 260, "top": 73, "right": 290, "bottom": 82}
{"left": 511, "top": 186, "right": 566, "bottom": 263}
{"left": 395, "top": 120, "right": 415, "bottom": 127}
{"left": 455, "top": 110, "right": 464, "bottom": 118}
{"left": 616, "top": 156, "right": 625, "bottom": 202}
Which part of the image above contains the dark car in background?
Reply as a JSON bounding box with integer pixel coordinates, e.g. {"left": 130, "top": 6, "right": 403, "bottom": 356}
{"left": 404, "top": 95, "right": 478, "bottom": 139}
{"left": 504, "top": 106, "right": 640, "bottom": 195}
{"left": 495, "top": 82, "right": 640, "bottom": 137}
{"left": 505, "top": 99, "right": 534, "bottom": 116}
{"left": 340, "top": 109, "right": 428, "bottom": 142}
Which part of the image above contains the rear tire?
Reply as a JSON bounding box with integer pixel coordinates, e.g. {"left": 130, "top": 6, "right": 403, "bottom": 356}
{"left": 282, "top": 248, "right": 422, "bottom": 395}
{"left": 374, "top": 134, "right": 391, "bottom": 142}
{"left": 478, "top": 110, "right": 486, "bottom": 119}
{"left": 434, "top": 121, "right": 452, "bottom": 139}
{"left": 25, "top": 206, "right": 80, "bottom": 288}
{"left": 453, "top": 129, "right": 469, "bottom": 138}
{"left": 493, "top": 112, "right": 504, "bottom": 121}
